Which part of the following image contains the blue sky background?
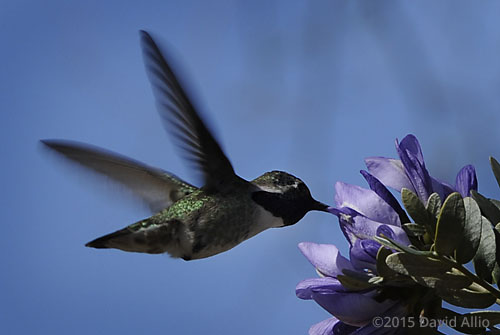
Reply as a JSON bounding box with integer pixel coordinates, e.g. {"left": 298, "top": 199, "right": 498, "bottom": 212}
{"left": 2, "top": 1, "right": 500, "bottom": 334}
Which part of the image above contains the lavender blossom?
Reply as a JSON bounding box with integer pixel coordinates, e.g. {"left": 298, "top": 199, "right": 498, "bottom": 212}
{"left": 297, "top": 134, "right": 479, "bottom": 334}
{"left": 364, "top": 135, "right": 477, "bottom": 202}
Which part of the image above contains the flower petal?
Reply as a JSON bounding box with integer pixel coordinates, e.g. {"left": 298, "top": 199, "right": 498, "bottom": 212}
{"left": 334, "top": 209, "right": 410, "bottom": 246}
{"left": 395, "top": 135, "right": 432, "bottom": 202}
{"left": 308, "top": 317, "right": 340, "bottom": 335}
{"left": 430, "top": 177, "right": 454, "bottom": 201}
{"left": 360, "top": 170, "right": 407, "bottom": 225}
{"left": 334, "top": 182, "right": 400, "bottom": 226}
{"left": 312, "top": 290, "right": 396, "bottom": 327}
{"left": 455, "top": 164, "right": 478, "bottom": 197}
{"left": 397, "top": 134, "right": 425, "bottom": 161}
{"left": 365, "top": 157, "right": 413, "bottom": 193}
{"left": 375, "top": 224, "right": 410, "bottom": 246}
{"left": 296, "top": 277, "right": 345, "bottom": 300}
{"left": 299, "top": 242, "right": 354, "bottom": 277}
{"left": 349, "top": 239, "right": 379, "bottom": 271}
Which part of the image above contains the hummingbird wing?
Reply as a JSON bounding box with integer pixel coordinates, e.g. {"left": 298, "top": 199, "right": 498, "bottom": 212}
{"left": 140, "top": 30, "right": 239, "bottom": 193}
{"left": 40, "top": 139, "right": 196, "bottom": 213}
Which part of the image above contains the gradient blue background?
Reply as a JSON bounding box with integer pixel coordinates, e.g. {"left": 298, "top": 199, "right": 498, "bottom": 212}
{"left": 3, "top": 1, "right": 500, "bottom": 334}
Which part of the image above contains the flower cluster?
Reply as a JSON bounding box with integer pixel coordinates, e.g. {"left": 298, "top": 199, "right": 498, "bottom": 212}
{"left": 296, "top": 135, "right": 484, "bottom": 334}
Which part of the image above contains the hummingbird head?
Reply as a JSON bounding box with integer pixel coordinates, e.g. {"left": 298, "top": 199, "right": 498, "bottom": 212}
{"left": 251, "top": 171, "right": 329, "bottom": 226}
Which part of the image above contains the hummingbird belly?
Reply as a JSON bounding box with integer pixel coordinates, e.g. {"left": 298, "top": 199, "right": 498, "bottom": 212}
{"left": 149, "top": 190, "right": 282, "bottom": 260}
{"left": 86, "top": 189, "right": 285, "bottom": 259}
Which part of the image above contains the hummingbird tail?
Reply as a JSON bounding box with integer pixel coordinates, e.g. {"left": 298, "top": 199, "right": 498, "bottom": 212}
{"left": 85, "top": 238, "right": 108, "bottom": 248}
{"left": 85, "top": 228, "right": 133, "bottom": 250}
{"left": 85, "top": 219, "right": 183, "bottom": 255}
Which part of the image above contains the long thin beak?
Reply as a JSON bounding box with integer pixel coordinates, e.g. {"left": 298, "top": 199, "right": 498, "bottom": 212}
{"left": 311, "top": 199, "right": 330, "bottom": 212}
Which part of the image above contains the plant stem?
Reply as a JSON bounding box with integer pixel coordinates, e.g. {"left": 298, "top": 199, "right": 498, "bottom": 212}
{"left": 436, "top": 254, "right": 500, "bottom": 301}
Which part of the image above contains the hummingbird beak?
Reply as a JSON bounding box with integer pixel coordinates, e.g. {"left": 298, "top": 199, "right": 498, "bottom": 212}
{"left": 311, "top": 199, "right": 330, "bottom": 212}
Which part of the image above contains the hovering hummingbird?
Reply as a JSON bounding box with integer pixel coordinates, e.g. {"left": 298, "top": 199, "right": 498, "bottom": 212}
{"left": 41, "top": 30, "right": 329, "bottom": 260}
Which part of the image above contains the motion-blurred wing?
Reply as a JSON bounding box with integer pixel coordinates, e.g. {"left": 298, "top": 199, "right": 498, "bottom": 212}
{"left": 140, "top": 30, "right": 239, "bottom": 192}
{"left": 41, "top": 139, "right": 196, "bottom": 213}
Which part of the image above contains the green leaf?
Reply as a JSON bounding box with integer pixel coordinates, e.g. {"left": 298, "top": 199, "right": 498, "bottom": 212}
{"left": 384, "top": 252, "right": 471, "bottom": 290}
{"left": 338, "top": 269, "right": 376, "bottom": 291}
{"left": 473, "top": 216, "right": 496, "bottom": 283}
{"left": 492, "top": 263, "right": 500, "bottom": 285}
{"left": 373, "top": 235, "right": 432, "bottom": 257}
{"left": 436, "top": 284, "right": 496, "bottom": 308}
{"left": 370, "top": 276, "right": 416, "bottom": 287}
{"left": 337, "top": 273, "right": 373, "bottom": 291}
{"left": 374, "top": 248, "right": 417, "bottom": 286}
{"left": 403, "top": 223, "right": 427, "bottom": 237}
{"left": 494, "top": 224, "right": 500, "bottom": 284}
{"left": 426, "top": 192, "right": 442, "bottom": 219}
{"left": 376, "top": 247, "right": 396, "bottom": 278}
{"left": 434, "top": 192, "right": 465, "bottom": 256}
{"left": 491, "top": 198, "right": 500, "bottom": 212}
{"left": 402, "top": 188, "right": 432, "bottom": 228}
{"left": 411, "top": 268, "right": 472, "bottom": 290}
{"left": 455, "top": 197, "right": 482, "bottom": 264}
{"left": 471, "top": 190, "right": 500, "bottom": 225}
{"left": 367, "top": 276, "right": 384, "bottom": 285}
{"left": 385, "top": 252, "right": 451, "bottom": 277}
{"left": 491, "top": 156, "right": 500, "bottom": 188}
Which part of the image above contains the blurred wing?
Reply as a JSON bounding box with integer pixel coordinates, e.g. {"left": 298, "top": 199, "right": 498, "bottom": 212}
{"left": 140, "top": 30, "right": 239, "bottom": 192}
{"left": 41, "top": 139, "right": 196, "bottom": 213}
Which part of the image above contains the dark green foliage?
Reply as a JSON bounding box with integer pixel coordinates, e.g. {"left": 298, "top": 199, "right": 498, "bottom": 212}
{"left": 402, "top": 188, "right": 436, "bottom": 235}
{"left": 436, "top": 285, "right": 496, "bottom": 309}
{"left": 456, "top": 197, "right": 482, "bottom": 264}
{"left": 385, "top": 252, "right": 452, "bottom": 277}
{"left": 473, "top": 216, "right": 496, "bottom": 283}
{"left": 491, "top": 156, "right": 500, "bottom": 189}
{"left": 434, "top": 192, "right": 465, "bottom": 257}
{"left": 471, "top": 190, "right": 500, "bottom": 225}
{"left": 368, "top": 157, "right": 500, "bottom": 333}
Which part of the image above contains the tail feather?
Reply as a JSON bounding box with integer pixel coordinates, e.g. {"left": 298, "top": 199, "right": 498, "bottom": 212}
{"left": 85, "top": 220, "right": 182, "bottom": 255}
{"left": 85, "top": 228, "right": 129, "bottom": 249}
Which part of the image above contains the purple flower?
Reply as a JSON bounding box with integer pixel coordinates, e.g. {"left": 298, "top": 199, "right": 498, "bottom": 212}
{"left": 455, "top": 165, "right": 478, "bottom": 198}
{"left": 297, "top": 135, "right": 478, "bottom": 334}
{"left": 365, "top": 134, "right": 477, "bottom": 202}
{"left": 297, "top": 171, "right": 411, "bottom": 333}
{"left": 297, "top": 242, "right": 406, "bottom": 334}
{"left": 331, "top": 182, "right": 410, "bottom": 247}
{"left": 297, "top": 178, "right": 409, "bottom": 334}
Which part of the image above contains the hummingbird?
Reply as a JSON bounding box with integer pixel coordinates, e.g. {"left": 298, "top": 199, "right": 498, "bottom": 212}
{"left": 41, "top": 30, "right": 329, "bottom": 260}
